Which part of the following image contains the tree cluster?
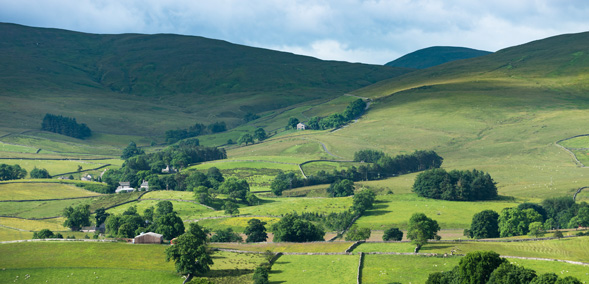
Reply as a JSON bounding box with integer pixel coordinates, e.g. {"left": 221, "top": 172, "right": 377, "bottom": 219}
{"left": 270, "top": 150, "right": 442, "bottom": 195}
{"left": 210, "top": 228, "right": 242, "bottom": 242}
{"left": 412, "top": 168, "right": 497, "bottom": 201}
{"left": 30, "top": 167, "right": 51, "bottom": 178}
{"left": 271, "top": 212, "right": 325, "bottom": 242}
{"left": 63, "top": 204, "right": 91, "bottom": 231}
{"left": 426, "top": 251, "right": 582, "bottom": 284}
{"left": 41, "top": 113, "right": 91, "bottom": 139}
{"left": 33, "top": 229, "right": 63, "bottom": 239}
{"left": 0, "top": 164, "right": 27, "bottom": 181}
{"left": 105, "top": 201, "right": 185, "bottom": 239}
{"left": 466, "top": 198, "right": 589, "bottom": 239}
{"left": 301, "top": 99, "right": 367, "bottom": 130}
{"left": 165, "top": 121, "right": 226, "bottom": 144}
{"left": 102, "top": 143, "right": 226, "bottom": 192}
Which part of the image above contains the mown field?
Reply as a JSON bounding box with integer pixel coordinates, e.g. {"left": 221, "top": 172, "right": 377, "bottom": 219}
{"left": 0, "top": 241, "right": 266, "bottom": 283}
{"left": 0, "top": 182, "right": 101, "bottom": 200}
{"left": 269, "top": 254, "right": 358, "bottom": 284}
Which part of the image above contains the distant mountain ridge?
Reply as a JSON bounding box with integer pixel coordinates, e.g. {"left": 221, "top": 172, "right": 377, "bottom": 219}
{"left": 0, "top": 23, "right": 410, "bottom": 135}
{"left": 385, "top": 46, "right": 491, "bottom": 69}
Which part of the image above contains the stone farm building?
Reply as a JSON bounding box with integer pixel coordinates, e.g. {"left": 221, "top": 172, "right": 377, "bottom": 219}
{"left": 115, "top": 182, "right": 134, "bottom": 193}
{"left": 133, "top": 232, "right": 163, "bottom": 244}
{"left": 296, "top": 122, "right": 306, "bottom": 130}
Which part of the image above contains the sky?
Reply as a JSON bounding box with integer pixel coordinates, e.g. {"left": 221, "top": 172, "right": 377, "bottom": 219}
{"left": 1, "top": 0, "right": 589, "bottom": 64}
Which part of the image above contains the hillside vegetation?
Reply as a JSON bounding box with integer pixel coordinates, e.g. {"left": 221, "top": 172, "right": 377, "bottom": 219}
{"left": 0, "top": 23, "right": 410, "bottom": 137}
{"left": 385, "top": 46, "right": 492, "bottom": 69}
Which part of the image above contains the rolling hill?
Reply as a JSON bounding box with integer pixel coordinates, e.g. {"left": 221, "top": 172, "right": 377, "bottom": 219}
{"left": 385, "top": 46, "right": 491, "bottom": 69}
{"left": 0, "top": 23, "right": 410, "bottom": 137}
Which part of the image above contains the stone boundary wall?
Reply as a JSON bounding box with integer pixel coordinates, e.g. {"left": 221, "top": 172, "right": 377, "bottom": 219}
{"left": 555, "top": 134, "right": 589, "bottom": 167}
{"left": 346, "top": 240, "right": 365, "bottom": 253}
{"left": 357, "top": 252, "right": 364, "bottom": 284}
{"left": 574, "top": 186, "right": 588, "bottom": 201}
{"left": 0, "top": 238, "right": 117, "bottom": 244}
{"left": 503, "top": 255, "right": 589, "bottom": 266}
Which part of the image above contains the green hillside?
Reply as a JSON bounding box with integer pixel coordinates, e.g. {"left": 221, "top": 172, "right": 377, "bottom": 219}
{"left": 385, "top": 46, "right": 491, "bottom": 69}
{"left": 0, "top": 23, "right": 410, "bottom": 137}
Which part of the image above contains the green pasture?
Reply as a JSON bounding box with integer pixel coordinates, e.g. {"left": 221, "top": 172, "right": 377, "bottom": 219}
{"left": 559, "top": 136, "right": 589, "bottom": 148}
{"left": 0, "top": 141, "right": 39, "bottom": 153}
{"left": 270, "top": 254, "right": 358, "bottom": 284}
{"left": 4, "top": 159, "right": 110, "bottom": 177}
{"left": 301, "top": 161, "right": 363, "bottom": 176}
{"left": 141, "top": 190, "right": 195, "bottom": 201}
{"left": 419, "top": 237, "right": 589, "bottom": 263}
{"left": 226, "top": 136, "right": 333, "bottom": 161}
{"left": 0, "top": 226, "right": 34, "bottom": 242}
{"left": 0, "top": 199, "right": 90, "bottom": 219}
{"left": 571, "top": 149, "right": 589, "bottom": 167}
{"left": 355, "top": 193, "right": 519, "bottom": 230}
{"left": 361, "top": 254, "right": 589, "bottom": 284}
{"left": 197, "top": 216, "right": 279, "bottom": 233}
{"left": 211, "top": 241, "right": 353, "bottom": 253}
{"left": 197, "top": 196, "right": 353, "bottom": 219}
{"left": 0, "top": 267, "right": 179, "bottom": 284}
{"left": 0, "top": 182, "right": 101, "bottom": 200}
{"left": 362, "top": 254, "right": 461, "bottom": 284}
{"left": 0, "top": 217, "right": 67, "bottom": 232}
{"left": 0, "top": 133, "right": 121, "bottom": 156}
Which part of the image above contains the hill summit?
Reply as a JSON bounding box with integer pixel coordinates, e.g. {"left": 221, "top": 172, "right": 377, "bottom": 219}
{"left": 385, "top": 46, "right": 491, "bottom": 69}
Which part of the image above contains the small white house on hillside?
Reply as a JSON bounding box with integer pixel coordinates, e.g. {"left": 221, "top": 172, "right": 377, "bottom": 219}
{"left": 140, "top": 180, "right": 149, "bottom": 191}
{"left": 296, "top": 123, "right": 306, "bottom": 130}
{"left": 115, "top": 182, "right": 135, "bottom": 193}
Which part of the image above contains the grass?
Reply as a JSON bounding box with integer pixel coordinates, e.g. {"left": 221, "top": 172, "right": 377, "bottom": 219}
{"left": 0, "top": 217, "right": 67, "bottom": 232}
{"left": 355, "top": 193, "right": 520, "bottom": 230}
{"left": 140, "top": 190, "right": 195, "bottom": 201}
{"left": 0, "top": 199, "right": 90, "bottom": 219}
{"left": 420, "top": 236, "right": 589, "bottom": 263}
{"left": 196, "top": 217, "right": 279, "bottom": 233}
{"left": 106, "top": 199, "right": 214, "bottom": 221}
{"left": 4, "top": 159, "right": 111, "bottom": 178}
{"left": 0, "top": 182, "right": 101, "bottom": 200}
{"left": 362, "top": 254, "right": 462, "bottom": 284}
{"left": 0, "top": 227, "right": 34, "bottom": 242}
{"left": 0, "top": 241, "right": 269, "bottom": 284}
{"left": 361, "top": 254, "right": 589, "bottom": 283}
{"left": 210, "top": 241, "right": 353, "bottom": 253}
{"left": 270, "top": 254, "right": 358, "bottom": 284}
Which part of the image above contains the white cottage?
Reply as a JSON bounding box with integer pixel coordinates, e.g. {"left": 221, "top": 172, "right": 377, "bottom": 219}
{"left": 296, "top": 122, "right": 306, "bottom": 130}
{"left": 115, "top": 182, "right": 135, "bottom": 193}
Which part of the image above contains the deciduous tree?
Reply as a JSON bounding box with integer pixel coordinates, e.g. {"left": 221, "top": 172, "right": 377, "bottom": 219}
{"left": 407, "top": 213, "right": 440, "bottom": 252}
{"left": 245, "top": 218, "right": 268, "bottom": 243}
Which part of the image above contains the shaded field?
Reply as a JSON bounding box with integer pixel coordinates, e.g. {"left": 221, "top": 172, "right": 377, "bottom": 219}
{"left": 361, "top": 254, "right": 589, "bottom": 284}
{"left": 355, "top": 193, "right": 520, "bottom": 230}
{"left": 211, "top": 241, "right": 353, "bottom": 253}
{"left": 270, "top": 254, "right": 358, "bottom": 284}
{"left": 0, "top": 182, "right": 101, "bottom": 201}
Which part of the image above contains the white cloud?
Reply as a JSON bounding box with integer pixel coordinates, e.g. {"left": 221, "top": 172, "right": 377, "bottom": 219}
{"left": 1, "top": 0, "right": 589, "bottom": 63}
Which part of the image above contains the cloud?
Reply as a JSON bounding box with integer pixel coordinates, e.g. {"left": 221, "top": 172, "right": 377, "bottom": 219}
{"left": 1, "top": 0, "right": 589, "bottom": 64}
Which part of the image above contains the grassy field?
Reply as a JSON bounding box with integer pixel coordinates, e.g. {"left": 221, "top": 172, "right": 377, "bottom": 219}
{"left": 140, "top": 190, "right": 195, "bottom": 201}
{"left": 0, "top": 182, "right": 101, "bottom": 200}
{"left": 196, "top": 216, "right": 280, "bottom": 233}
{"left": 0, "top": 217, "right": 67, "bottom": 232}
{"left": 0, "top": 227, "right": 34, "bottom": 242}
{"left": 355, "top": 193, "right": 520, "bottom": 230}
{"left": 361, "top": 254, "right": 589, "bottom": 283}
{"left": 0, "top": 241, "right": 267, "bottom": 283}
{"left": 106, "top": 199, "right": 214, "bottom": 221}
{"left": 210, "top": 241, "right": 352, "bottom": 253}
{"left": 270, "top": 254, "right": 358, "bottom": 284}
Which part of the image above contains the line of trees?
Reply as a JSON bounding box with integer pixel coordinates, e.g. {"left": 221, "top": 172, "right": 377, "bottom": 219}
{"left": 270, "top": 150, "right": 442, "bottom": 195}
{"left": 0, "top": 164, "right": 27, "bottom": 181}
{"left": 288, "top": 99, "right": 367, "bottom": 130}
{"left": 165, "top": 121, "right": 227, "bottom": 144}
{"left": 465, "top": 197, "right": 589, "bottom": 239}
{"left": 427, "top": 251, "right": 582, "bottom": 284}
{"left": 41, "top": 113, "right": 91, "bottom": 139}
{"left": 412, "top": 168, "right": 497, "bottom": 201}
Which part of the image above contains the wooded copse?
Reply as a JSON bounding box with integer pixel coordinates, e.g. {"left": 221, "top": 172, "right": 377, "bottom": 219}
{"left": 165, "top": 121, "right": 227, "bottom": 144}
{"left": 298, "top": 99, "right": 367, "bottom": 130}
{"left": 0, "top": 163, "right": 27, "bottom": 181}
{"left": 41, "top": 113, "right": 91, "bottom": 139}
{"left": 270, "top": 150, "right": 442, "bottom": 195}
{"left": 412, "top": 168, "right": 497, "bottom": 201}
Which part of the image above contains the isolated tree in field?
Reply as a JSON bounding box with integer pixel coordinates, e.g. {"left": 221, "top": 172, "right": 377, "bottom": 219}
{"left": 244, "top": 218, "right": 268, "bottom": 242}
{"left": 238, "top": 133, "right": 254, "bottom": 145}
{"left": 383, "top": 227, "right": 403, "bottom": 241}
{"left": 165, "top": 223, "right": 213, "bottom": 280}
{"left": 458, "top": 251, "right": 505, "bottom": 284}
{"left": 327, "top": 179, "right": 354, "bottom": 197}
{"left": 254, "top": 127, "right": 267, "bottom": 141}
{"left": 223, "top": 201, "right": 240, "bottom": 216}
{"left": 352, "top": 189, "right": 376, "bottom": 214}
{"left": 63, "top": 204, "right": 91, "bottom": 231}
{"left": 210, "top": 228, "right": 243, "bottom": 243}
{"left": 407, "top": 213, "right": 440, "bottom": 252}
{"left": 553, "top": 230, "right": 564, "bottom": 239}
{"left": 345, "top": 225, "right": 371, "bottom": 241}
{"left": 469, "top": 210, "right": 500, "bottom": 239}
{"left": 121, "top": 141, "right": 145, "bottom": 159}
{"left": 30, "top": 167, "right": 51, "bottom": 178}
{"left": 272, "top": 213, "right": 325, "bottom": 242}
